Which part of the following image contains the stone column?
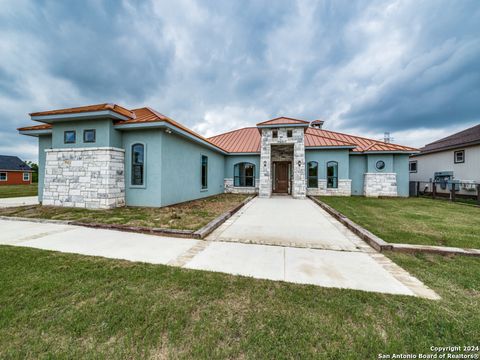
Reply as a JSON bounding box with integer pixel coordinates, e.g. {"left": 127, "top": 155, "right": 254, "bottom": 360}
{"left": 259, "top": 129, "right": 272, "bottom": 198}
{"left": 292, "top": 128, "right": 306, "bottom": 199}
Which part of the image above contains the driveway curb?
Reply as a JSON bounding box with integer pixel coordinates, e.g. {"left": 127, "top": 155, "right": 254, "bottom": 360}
{"left": 308, "top": 196, "right": 480, "bottom": 257}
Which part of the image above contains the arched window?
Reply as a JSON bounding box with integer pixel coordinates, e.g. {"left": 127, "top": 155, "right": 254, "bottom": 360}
{"left": 307, "top": 161, "right": 318, "bottom": 188}
{"left": 327, "top": 161, "right": 338, "bottom": 188}
{"left": 131, "top": 143, "right": 145, "bottom": 186}
{"left": 234, "top": 162, "right": 255, "bottom": 187}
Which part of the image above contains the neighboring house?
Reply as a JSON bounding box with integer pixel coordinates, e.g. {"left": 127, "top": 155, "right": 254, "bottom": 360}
{"left": 18, "top": 103, "right": 417, "bottom": 209}
{"left": 410, "top": 124, "right": 480, "bottom": 194}
{"left": 0, "top": 155, "right": 33, "bottom": 185}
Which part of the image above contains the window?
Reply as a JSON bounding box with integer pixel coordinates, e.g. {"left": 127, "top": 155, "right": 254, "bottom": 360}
{"left": 201, "top": 155, "right": 208, "bottom": 189}
{"left": 307, "top": 161, "right": 318, "bottom": 188}
{"left": 83, "top": 129, "right": 96, "bottom": 143}
{"left": 327, "top": 161, "right": 338, "bottom": 188}
{"left": 287, "top": 129, "right": 293, "bottom": 138}
{"left": 376, "top": 160, "right": 385, "bottom": 171}
{"left": 409, "top": 161, "right": 417, "bottom": 173}
{"left": 131, "top": 143, "right": 145, "bottom": 186}
{"left": 272, "top": 130, "right": 278, "bottom": 138}
{"left": 64, "top": 130, "right": 76, "bottom": 144}
{"left": 23, "top": 172, "right": 30, "bottom": 181}
{"left": 234, "top": 162, "right": 255, "bottom": 187}
{"left": 454, "top": 150, "right": 465, "bottom": 163}
{"left": 0, "top": 172, "right": 6, "bottom": 181}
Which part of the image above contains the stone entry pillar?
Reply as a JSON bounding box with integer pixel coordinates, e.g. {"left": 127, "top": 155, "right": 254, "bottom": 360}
{"left": 258, "top": 127, "right": 306, "bottom": 199}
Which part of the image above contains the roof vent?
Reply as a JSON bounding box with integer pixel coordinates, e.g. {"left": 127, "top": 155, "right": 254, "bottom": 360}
{"left": 310, "top": 120, "right": 324, "bottom": 129}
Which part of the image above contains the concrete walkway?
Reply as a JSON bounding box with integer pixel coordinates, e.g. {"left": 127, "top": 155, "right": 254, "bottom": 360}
{"left": 0, "top": 196, "right": 38, "bottom": 208}
{"left": 0, "top": 216, "right": 439, "bottom": 299}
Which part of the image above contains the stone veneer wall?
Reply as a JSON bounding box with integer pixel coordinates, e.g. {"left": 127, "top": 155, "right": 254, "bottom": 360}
{"left": 306, "top": 179, "right": 352, "bottom": 196}
{"left": 224, "top": 178, "right": 259, "bottom": 194}
{"left": 259, "top": 127, "right": 306, "bottom": 198}
{"left": 363, "top": 173, "right": 397, "bottom": 197}
{"left": 43, "top": 147, "right": 125, "bottom": 209}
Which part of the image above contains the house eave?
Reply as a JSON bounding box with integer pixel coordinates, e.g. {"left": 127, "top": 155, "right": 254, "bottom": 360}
{"left": 18, "top": 129, "right": 53, "bottom": 137}
{"left": 31, "top": 110, "right": 130, "bottom": 123}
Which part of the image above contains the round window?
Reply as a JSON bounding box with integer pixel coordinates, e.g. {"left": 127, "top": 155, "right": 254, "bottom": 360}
{"left": 376, "top": 160, "right": 385, "bottom": 171}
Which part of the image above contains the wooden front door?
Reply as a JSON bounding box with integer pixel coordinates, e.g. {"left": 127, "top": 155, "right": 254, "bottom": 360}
{"left": 274, "top": 162, "right": 289, "bottom": 193}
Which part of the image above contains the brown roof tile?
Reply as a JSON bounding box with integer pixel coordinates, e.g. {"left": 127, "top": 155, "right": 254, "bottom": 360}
{"left": 17, "top": 123, "right": 52, "bottom": 131}
{"left": 419, "top": 123, "right": 480, "bottom": 153}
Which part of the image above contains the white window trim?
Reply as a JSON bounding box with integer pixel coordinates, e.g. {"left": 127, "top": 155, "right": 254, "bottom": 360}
{"left": 409, "top": 161, "right": 417, "bottom": 173}
{"left": 454, "top": 150, "right": 465, "bottom": 164}
{"left": 0, "top": 172, "right": 7, "bottom": 181}
{"left": 23, "top": 172, "right": 30, "bottom": 181}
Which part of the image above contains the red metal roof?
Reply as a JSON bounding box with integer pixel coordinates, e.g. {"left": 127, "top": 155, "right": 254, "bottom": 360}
{"left": 207, "top": 126, "right": 417, "bottom": 153}
{"left": 29, "top": 103, "right": 135, "bottom": 119}
{"left": 208, "top": 127, "right": 261, "bottom": 153}
{"left": 256, "top": 117, "right": 310, "bottom": 126}
{"left": 17, "top": 123, "right": 52, "bottom": 131}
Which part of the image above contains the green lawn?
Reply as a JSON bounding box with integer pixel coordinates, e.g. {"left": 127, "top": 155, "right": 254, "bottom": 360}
{"left": 318, "top": 196, "right": 480, "bottom": 249}
{"left": 0, "top": 193, "right": 248, "bottom": 231}
{"left": 0, "top": 184, "right": 38, "bottom": 198}
{"left": 0, "top": 246, "right": 479, "bottom": 359}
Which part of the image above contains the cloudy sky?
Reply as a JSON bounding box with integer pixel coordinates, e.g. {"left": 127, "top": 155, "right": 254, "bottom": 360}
{"left": 1, "top": 0, "right": 479, "bottom": 161}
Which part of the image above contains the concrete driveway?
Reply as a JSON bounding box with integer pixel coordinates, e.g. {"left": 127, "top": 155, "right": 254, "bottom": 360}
{"left": 0, "top": 216, "right": 439, "bottom": 299}
{"left": 0, "top": 196, "right": 38, "bottom": 208}
{"left": 208, "top": 197, "right": 362, "bottom": 251}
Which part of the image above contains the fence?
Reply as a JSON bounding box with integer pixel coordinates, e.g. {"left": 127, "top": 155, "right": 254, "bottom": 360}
{"left": 409, "top": 180, "right": 480, "bottom": 205}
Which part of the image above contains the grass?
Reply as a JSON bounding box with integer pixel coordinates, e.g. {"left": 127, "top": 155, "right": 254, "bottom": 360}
{"left": 0, "top": 184, "right": 38, "bottom": 198}
{"left": 0, "top": 193, "right": 249, "bottom": 231}
{"left": 317, "top": 196, "right": 480, "bottom": 249}
{"left": 0, "top": 245, "right": 479, "bottom": 359}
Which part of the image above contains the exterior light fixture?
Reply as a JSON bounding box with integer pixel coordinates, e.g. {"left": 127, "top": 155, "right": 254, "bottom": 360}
{"left": 297, "top": 160, "right": 302, "bottom": 166}
{"left": 263, "top": 160, "right": 267, "bottom": 167}
{"left": 165, "top": 128, "right": 172, "bottom": 134}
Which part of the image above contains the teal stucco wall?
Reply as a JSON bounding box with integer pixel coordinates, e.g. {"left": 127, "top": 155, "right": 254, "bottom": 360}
{"left": 122, "top": 129, "right": 163, "bottom": 207}
{"left": 394, "top": 154, "right": 410, "bottom": 197}
{"left": 224, "top": 155, "right": 260, "bottom": 179}
{"left": 367, "top": 154, "right": 394, "bottom": 173}
{"left": 305, "top": 149, "right": 350, "bottom": 179}
{"left": 51, "top": 119, "right": 121, "bottom": 149}
{"left": 160, "top": 132, "right": 225, "bottom": 206}
{"left": 349, "top": 155, "right": 367, "bottom": 196}
{"left": 38, "top": 135, "right": 52, "bottom": 202}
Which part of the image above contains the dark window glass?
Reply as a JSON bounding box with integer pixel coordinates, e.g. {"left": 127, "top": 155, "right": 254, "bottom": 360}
{"left": 287, "top": 129, "right": 292, "bottom": 137}
{"left": 0, "top": 172, "right": 6, "bottom": 181}
{"left": 83, "top": 129, "right": 96, "bottom": 143}
{"left": 64, "top": 131, "right": 76, "bottom": 144}
{"left": 454, "top": 150, "right": 464, "bottom": 163}
{"left": 131, "top": 143, "right": 144, "bottom": 186}
{"left": 376, "top": 160, "right": 385, "bottom": 170}
{"left": 409, "top": 161, "right": 417, "bottom": 173}
{"left": 327, "top": 161, "right": 338, "bottom": 188}
{"left": 307, "top": 161, "right": 318, "bottom": 188}
{"left": 272, "top": 130, "right": 278, "bottom": 138}
{"left": 234, "top": 162, "right": 255, "bottom": 187}
{"left": 201, "top": 155, "right": 208, "bottom": 189}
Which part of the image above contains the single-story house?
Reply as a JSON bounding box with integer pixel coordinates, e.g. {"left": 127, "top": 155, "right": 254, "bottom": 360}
{"left": 410, "top": 123, "right": 480, "bottom": 194}
{"left": 0, "top": 155, "right": 33, "bottom": 185}
{"left": 18, "top": 103, "right": 417, "bottom": 209}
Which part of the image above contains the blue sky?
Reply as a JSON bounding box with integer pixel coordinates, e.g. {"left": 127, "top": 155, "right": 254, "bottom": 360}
{"left": 1, "top": 0, "right": 479, "bottom": 161}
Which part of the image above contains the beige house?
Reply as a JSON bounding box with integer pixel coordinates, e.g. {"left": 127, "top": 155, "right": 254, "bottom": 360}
{"left": 409, "top": 124, "right": 480, "bottom": 195}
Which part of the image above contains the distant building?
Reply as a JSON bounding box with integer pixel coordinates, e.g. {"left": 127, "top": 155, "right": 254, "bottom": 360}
{"left": 409, "top": 124, "right": 480, "bottom": 194}
{"left": 0, "top": 155, "right": 33, "bottom": 185}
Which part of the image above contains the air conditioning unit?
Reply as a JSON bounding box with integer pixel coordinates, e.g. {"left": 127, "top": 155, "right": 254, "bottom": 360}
{"left": 461, "top": 180, "right": 477, "bottom": 191}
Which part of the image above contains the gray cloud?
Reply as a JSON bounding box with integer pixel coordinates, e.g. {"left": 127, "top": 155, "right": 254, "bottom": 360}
{"left": 0, "top": 0, "right": 479, "bottom": 161}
